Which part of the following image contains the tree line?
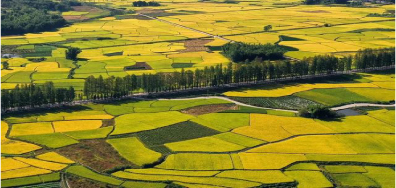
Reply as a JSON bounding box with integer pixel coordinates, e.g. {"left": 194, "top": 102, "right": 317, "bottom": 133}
{"left": 354, "top": 47, "right": 395, "bottom": 70}
{"left": 1, "top": 0, "right": 81, "bottom": 36}
{"left": 1, "top": 82, "right": 75, "bottom": 111}
{"left": 2, "top": 47, "right": 394, "bottom": 112}
{"left": 132, "top": 1, "right": 161, "bottom": 7}
{"left": 83, "top": 47, "right": 394, "bottom": 99}
{"left": 222, "top": 43, "right": 286, "bottom": 62}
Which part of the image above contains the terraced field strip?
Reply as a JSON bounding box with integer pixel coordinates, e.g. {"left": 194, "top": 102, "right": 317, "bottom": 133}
{"left": 137, "top": 13, "right": 235, "bottom": 43}
{"left": 222, "top": 19, "right": 396, "bottom": 38}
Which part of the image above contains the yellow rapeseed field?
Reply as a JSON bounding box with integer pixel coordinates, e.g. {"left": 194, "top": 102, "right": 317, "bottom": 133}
{"left": 53, "top": 120, "right": 102, "bottom": 132}
{"left": 64, "top": 114, "right": 114, "bottom": 120}
{"left": 1, "top": 158, "right": 30, "bottom": 172}
{"left": 165, "top": 137, "right": 245, "bottom": 152}
{"left": 346, "top": 88, "right": 395, "bottom": 102}
{"left": 247, "top": 135, "right": 358, "bottom": 154}
{"left": 232, "top": 114, "right": 332, "bottom": 141}
{"left": 2, "top": 140, "right": 42, "bottom": 155}
{"left": 157, "top": 153, "right": 234, "bottom": 170}
{"left": 126, "top": 169, "right": 219, "bottom": 177}
{"left": 36, "top": 152, "right": 74, "bottom": 164}
{"left": 2, "top": 121, "right": 42, "bottom": 154}
{"left": 238, "top": 153, "right": 307, "bottom": 170}
{"left": 372, "top": 82, "right": 395, "bottom": 89}
{"left": 10, "top": 122, "right": 54, "bottom": 137}
{"left": 216, "top": 170, "right": 294, "bottom": 184}
{"left": 367, "top": 109, "right": 395, "bottom": 126}
{"left": 1, "top": 83, "right": 19, "bottom": 89}
{"left": 1, "top": 167, "right": 51, "bottom": 180}
{"left": 14, "top": 157, "right": 68, "bottom": 171}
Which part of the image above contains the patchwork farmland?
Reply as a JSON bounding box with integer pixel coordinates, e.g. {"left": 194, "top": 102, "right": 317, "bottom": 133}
{"left": 1, "top": 0, "right": 395, "bottom": 187}
{"left": 1, "top": 70, "right": 395, "bottom": 187}
{"left": 1, "top": 0, "right": 395, "bottom": 90}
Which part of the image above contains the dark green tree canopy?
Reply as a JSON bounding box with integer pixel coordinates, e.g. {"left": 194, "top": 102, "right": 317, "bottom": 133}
{"left": 1, "top": 0, "right": 80, "bottom": 36}
{"left": 222, "top": 42, "right": 286, "bottom": 62}
{"left": 2, "top": 61, "right": 9, "bottom": 70}
{"left": 132, "top": 1, "right": 160, "bottom": 7}
{"left": 263, "top": 25, "right": 273, "bottom": 32}
{"left": 299, "top": 105, "right": 340, "bottom": 119}
{"left": 65, "top": 47, "right": 82, "bottom": 60}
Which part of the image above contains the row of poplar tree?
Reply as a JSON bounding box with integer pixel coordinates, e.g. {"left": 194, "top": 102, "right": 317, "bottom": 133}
{"left": 1, "top": 82, "right": 75, "bottom": 111}
{"left": 1, "top": 47, "right": 394, "bottom": 111}
{"left": 82, "top": 47, "right": 394, "bottom": 99}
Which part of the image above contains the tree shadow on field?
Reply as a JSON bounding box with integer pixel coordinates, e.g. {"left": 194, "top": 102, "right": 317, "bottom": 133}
{"left": 229, "top": 82, "right": 292, "bottom": 92}
{"left": 76, "top": 58, "right": 89, "bottom": 61}
{"left": 369, "top": 69, "right": 395, "bottom": 75}
{"left": 294, "top": 74, "right": 368, "bottom": 84}
{"left": 317, "top": 117, "right": 343, "bottom": 122}
{"left": 2, "top": 105, "right": 91, "bottom": 120}
{"left": 96, "top": 98, "right": 145, "bottom": 106}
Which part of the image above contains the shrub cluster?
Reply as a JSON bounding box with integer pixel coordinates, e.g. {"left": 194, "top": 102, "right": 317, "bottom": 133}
{"left": 298, "top": 105, "right": 340, "bottom": 119}
{"left": 132, "top": 1, "right": 160, "bottom": 7}
{"left": 367, "top": 13, "right": 395, "bottom": 17}
{"left": 65, "top": 47, "right": 82, "bottom": 61}
{"left": 222, "top": 43, "right": 286, "bottom": 62}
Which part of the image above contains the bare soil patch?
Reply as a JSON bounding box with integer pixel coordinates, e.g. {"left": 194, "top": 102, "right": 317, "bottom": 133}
{"left": 136, "top": 8, "right": 181, "bottom": 17}
{"left": 56, "top": 139, "right": 137, "bottom": 172}
{"left": 63, "top": 15, "right": 89, "bottom": 21}
{"left": 102, "top": 119, "right": 115, "bottom": 127}
{"left": 66, "top": 174, "right": 117, "bottom": 188}
{"left": 63, "top": 6, "right": 103, "bottom": 21}
{"left": 124, "top": 62, "right": 153, "bottom": 70}
{"left": 72, "top": 6, "right": 102, "bottom": 13}
{"left": 180, "top": 39, "right": 213, "bottom": 52}
{"left": 182, "top": 103, "right": 237, "bottom": 116}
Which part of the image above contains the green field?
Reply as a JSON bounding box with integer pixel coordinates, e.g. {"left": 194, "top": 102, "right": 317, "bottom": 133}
{"left": 1, "top": 91, "right": 394, "bottom": 187}
{"left": 107, "top": 137, "right": 162, "bottom": 166}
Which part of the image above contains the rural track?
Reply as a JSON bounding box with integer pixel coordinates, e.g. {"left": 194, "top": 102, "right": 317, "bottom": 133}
{"left": 331, "top": 103, "right": 395, "bottom": 111}
{"left": 158, "top": 96, "right": 395, "bottom": 113}
{"left": 60, "top": 173, "right": 70, "bottom": 188}
{"left": 137, "top": 13, "right": 235, "bottom": 43}
{"left": 158, "top": 96, "right": 297, "bottom": 112}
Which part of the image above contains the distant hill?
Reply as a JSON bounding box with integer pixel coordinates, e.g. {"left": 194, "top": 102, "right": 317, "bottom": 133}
{"left": 1, "top": 0, "right": 80, "bottom": 36}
